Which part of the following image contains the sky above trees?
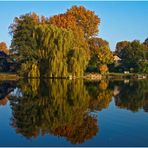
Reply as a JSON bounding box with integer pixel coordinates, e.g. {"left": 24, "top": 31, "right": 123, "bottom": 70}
{"left": 0, "top": 1, "right": 148, "bottom": 50}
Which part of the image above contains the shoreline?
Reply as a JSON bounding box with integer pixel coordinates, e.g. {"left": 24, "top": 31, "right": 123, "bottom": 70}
{"left": 0, "top": 73, "right": 19, "bottom": 81}
{"left": 0, "top": 72, "right": 148, "bottom": 81}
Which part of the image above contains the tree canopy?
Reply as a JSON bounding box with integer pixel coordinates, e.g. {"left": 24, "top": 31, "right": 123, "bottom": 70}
{"left": 114, "top": 39, "right": 148, "bottom": 73}
{"left": 9, "top": 6, "right": 111, "bottom": 77}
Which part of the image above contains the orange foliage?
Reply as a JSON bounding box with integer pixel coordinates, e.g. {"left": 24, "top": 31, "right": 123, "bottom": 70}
{"left": 0, "top": 97, "right": 8, "bottom": 106}
{"left": 49, "top": 12, "right": 89, "bottom": 51}
{"left": 0, "top": 93, "right": 11, "bottom": 106}
{"left": 88, "top": 38, "right": 109, "bottom": 55}
{"left": 51, "top": 116, "right": 98, "bottom": 144}
{"left": 49, "top": 13, "right": 77, "bottom": 30}
{"left": 99, "top": 80, "right": 108, "bottom": 90}
{"left": 98, "top": 64, "right": 108, "bottom": 74}
{"left": 49, "top": 5, "right": 100, "bottom": 39}
{"left": 67, "top": 5, "right": 100, "bottom": 38}
{"left": 0, "top": 42, "right": 9, "bottom": 54}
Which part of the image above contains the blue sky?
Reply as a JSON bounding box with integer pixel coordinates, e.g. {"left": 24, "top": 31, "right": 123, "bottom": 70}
{"left": 0, "top": 1, "right": 148, "bottom": 50}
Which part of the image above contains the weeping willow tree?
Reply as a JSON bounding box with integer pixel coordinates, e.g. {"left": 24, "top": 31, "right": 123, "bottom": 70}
{"left": 67, "top": 47, "right": 89, "bottom": 77}
{"left": 33, "top": 24, "right": 74, "bottom": 77}
{"left": 17, "top": 23, "right": 89, "bottom": 78}
{"left": 10, "top": 13, "right": 90, "bottom": 78}
{"left": 9, "top": 79, "right": 99, "bottom": 142}
{"left": 33, "top": 24, "right": 89, "bottom": 77}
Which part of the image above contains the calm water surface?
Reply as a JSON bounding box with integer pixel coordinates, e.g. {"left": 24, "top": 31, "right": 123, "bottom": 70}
{"left": 0, "top": 79, "right": 148, "bottom": 147}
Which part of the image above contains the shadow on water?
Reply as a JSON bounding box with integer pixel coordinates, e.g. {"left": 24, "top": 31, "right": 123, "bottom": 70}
{"left": 0, "top": 81, "right": 16, "bottom": 106}
{"left": 0, "top": 79, "right": 148, "bottom": 144}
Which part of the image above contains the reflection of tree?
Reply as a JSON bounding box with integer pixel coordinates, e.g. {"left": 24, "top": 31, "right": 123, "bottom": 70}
{"left": 0, "top": 93, "right": 10, "bottom": 106}
{"left": 0, "top": 81, "right": 16, "bottom": 106}
{"left": 85, "top": 80, "right": 113, "bottom": 111}
{"left": 51, "top": 116, "right": 98, "bottom": 144}
{"left": 113, "top": 80, "right": 148, "bottom": 112}
{"left": 10, "top": 79, "right": 99, "bottom": 144}
{"left": 7, "top": 79, "right": 148, "bottom": 144}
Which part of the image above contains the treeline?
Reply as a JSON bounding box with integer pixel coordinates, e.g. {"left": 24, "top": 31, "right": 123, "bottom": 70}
{"left": 111, "top": 38, "right": 148, "bottom": 73}
{"left": 1, "top": 5, "right": 148, "bottom": 76}
{"left": 8, "top": 5, "right": 113, "bottom": 77}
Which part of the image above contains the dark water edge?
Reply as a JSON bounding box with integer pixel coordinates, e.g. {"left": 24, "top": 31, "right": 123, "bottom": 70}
{"left": 0, "top": 79, "right": 148, "bottom": 147}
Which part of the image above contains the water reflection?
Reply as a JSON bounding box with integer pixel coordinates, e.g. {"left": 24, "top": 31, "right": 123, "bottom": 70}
{"left": 0, "top": 79, "right": 148, "bottom": 145}
{"left": 0, "top": 81, "right": 16, "bottom": 106}
{"left": 85, "top": 80, "right": 113, "bottom": 111}
{"left": 10, "top": 79, "right": 99, "bottom": 144}
{"left": 111, "top": 80, "right": 148, "bottom": 112}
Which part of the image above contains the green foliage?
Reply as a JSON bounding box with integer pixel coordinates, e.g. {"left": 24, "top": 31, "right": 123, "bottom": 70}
{"left": 10, "top": 13, "right": 39, "bottom": 62}
{"left": 113, "top": 80, "right": 148, "bottom": 112}
{"left": 33, "top": 24, "right": 74, "bottom": 77}
{"left": 10, "top": 11, "right": 90, "bottom": 77}
{"left": 18, "top": 61, "right": 40, "bottom": 78}
{"left": 97, "top": 46, "right": 114, "bottom": 65}
{"left": 138, "top": 61, "right": 148, "bottom": 73}
{"left": 115, "top": 40, "right": 148, "bottom": 73}
{"left": 87, "top": 38, "right": 113, "bottom": 73}
{"left": 85, "top": 80, "right": 113, "bottom": 111}
{"left": 67, "top": 47, "right": 89, "bottom": 76}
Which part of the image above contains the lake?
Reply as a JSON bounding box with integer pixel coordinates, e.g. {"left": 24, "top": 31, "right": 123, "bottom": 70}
{"left": 0, "top": 79, "right": 148, "bottom": 147}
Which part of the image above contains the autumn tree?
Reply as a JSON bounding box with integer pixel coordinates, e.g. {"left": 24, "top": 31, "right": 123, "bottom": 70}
{"left": 87, "top": 38, "right": 113, "bottom": 73}
{"left": 66, "top": 5, "right": 100, "bottom": 39}
{"left": 88, "top": 38, "right": 109, "bottom": 55}
{"left": 10, "top": 7, "right": 92, "bottom": 77}
{"left": 49, "top": 6, "right": 102, "bottom": 74}
{"left": 0, "top": 42, "right": 9, "bottom": 54}
{"left": 9, "top": 6, "right": 113, "bottom": 76}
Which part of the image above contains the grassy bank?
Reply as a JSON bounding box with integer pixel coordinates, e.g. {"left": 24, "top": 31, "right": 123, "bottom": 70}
{"left": 0, "top": 73, "right": 19, "bottom": 81}
{"left": 0, "top": 72, "right": 147, "bottom": 81}
{"left": 84, "top": 72, "right": 148, "bottom": 80}
{"left": 105, "top": 72, "right": 148, "bottom": 80}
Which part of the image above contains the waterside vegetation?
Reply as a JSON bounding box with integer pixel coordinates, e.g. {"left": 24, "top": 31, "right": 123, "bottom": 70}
{"left": 0, "top": 5, "right": 148, "bottom": 79}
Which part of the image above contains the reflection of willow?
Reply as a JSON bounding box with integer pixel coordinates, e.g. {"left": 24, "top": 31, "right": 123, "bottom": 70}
{"left": 10, "top": 79, "right": 99, "bottom": 144}
{"left": 0, "top": 81, "right": 16, "bottom": 106}
{"left": 85, "top": 80, "right": 113, "bottom": 111}
{"left": 113, "top": 80, "right": 148, "bottom": 112}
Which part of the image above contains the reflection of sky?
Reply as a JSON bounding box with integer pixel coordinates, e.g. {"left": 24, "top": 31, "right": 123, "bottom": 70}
{"left": 1, "top": 97, "right": 148, "bottom": 146}
{"left": 0, "top": 80, "right": 148, "bottom": 146}
{"left": 11, "top": 88, "right": 23, "bottom": 97}
{"left": 0, "top": 1, "right": 148, "bottom": 50}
